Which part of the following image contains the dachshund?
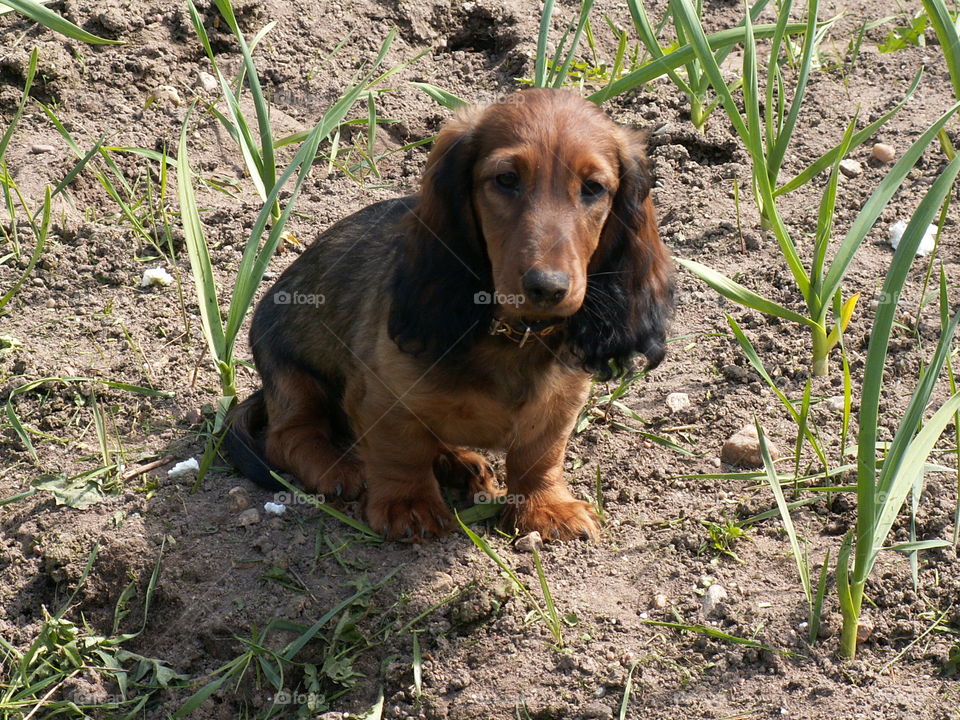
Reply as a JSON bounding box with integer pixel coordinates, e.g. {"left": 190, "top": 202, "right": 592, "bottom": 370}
{"left": 224, "top": 88, "right": 672, "bottom": 541}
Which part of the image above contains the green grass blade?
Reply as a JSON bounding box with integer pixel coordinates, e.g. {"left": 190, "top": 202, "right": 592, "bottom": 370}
{"left": 176, "top": 109, "right": 227, "bottom": 367}
{"left": 887, "top": 538, "right": 952, "bottom": 553}
{"left": 0, "top": 47, "right": 36, "bottom": 160}
{"left": 819, "top": 101, "right": 960, "bottom": 306}
{"left": 270, "top": 472, "right": 380, "bottom": 538}
{"left": 213, "top": 0, "right": 275, "bottom": 196}
{"left": 853, "top": 155, "right": 960, "bottom": 585}
{"left": 0, "top": 0, "right": 123, "bottom": 43}
{"left": 740, "top": 7, "right": 809, "bottom": 295}
{"left": 922, "top": 0, "right": 960, "bottom": 98}
{"left": 809, "top": 116, "right": 857, "bottom": 310}
{"left": 0, "top": 188, "right": 46, "bottom": 312}
{"left": 187, "top": 0, "right": 266, "bottom": 200}
{"left": 532, "top": 548, "right": 562, "bottom": 645}
{"left": 869, "top": 393, "right": 960, "bottom": 576}
{"left": 410, "top": 81, "right": 467, "bottom": 109}
{"left": 767, "top": 0, "right": 819, "bottom": 176}
{"left": 675, "top": 257, "right": 819, "bottom": 329}
{"left": 642, "top": 620, "right": 798, "bottom": 656}
{"left": 281, "top": 567, "right": 400, "bottom": 661}
{"left": 455, "top": 512, "right": 547, "bottom": 623}
{"left": 809, "top": 547, "right": 830, "bottom": 643}
{"left": 764, "top": 0, "right": 793, "bottom": 146}
{"left": 412, "top": 633, "right": 422, "bottom": 696}
{"left": 626, "top": 0, "right": 693, "bottom": 96}
{"left": 726, "top": 315, "right": 829, "bottom": 470}
{"left": 670, "top": 0, "right": 749, "bottom": 140}
{"left": 776, "top": 68, "right": 923, "bottom": 196}
{"left": 757, "top": 421, "right": 812, "bottom": 605}
{"left": 551, "top": 0, "right": 596, "bottom": 88}
{"left": 224, "top": 33, "right": 395, "bottom": 355}
{"left": 534, "top": 0, "right": 557, "bottom": 88}
{"left": 587, "top": 20, "right": 812, "bottom": 104}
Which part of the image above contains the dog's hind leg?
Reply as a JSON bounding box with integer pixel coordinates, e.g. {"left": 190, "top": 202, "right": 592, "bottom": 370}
{"left": 262, "top": 367, "right": 364, "bottom": 499}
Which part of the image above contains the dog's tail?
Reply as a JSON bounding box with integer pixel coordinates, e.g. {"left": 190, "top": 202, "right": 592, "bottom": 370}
{"left": 223, "top": 390, "right": 284, "bottom": 490}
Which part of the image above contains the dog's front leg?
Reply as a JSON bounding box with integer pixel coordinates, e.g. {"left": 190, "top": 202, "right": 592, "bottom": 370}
{"left": 503, "top": 382, "right": 599, "bottom": 541}
{"left": 347, "top": 374, "right": 451, "bottom": 541}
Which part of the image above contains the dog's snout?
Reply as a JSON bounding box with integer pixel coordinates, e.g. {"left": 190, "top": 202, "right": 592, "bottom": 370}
{"left": 521, "top": 269, "right": 570, "bottom": 306}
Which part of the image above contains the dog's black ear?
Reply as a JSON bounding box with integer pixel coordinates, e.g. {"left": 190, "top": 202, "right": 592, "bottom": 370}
{"left": 389, "top": 108, "right": 494, "bottom": 359}
{"left": 567, "top": 129, "right": 673, "bottom": 380}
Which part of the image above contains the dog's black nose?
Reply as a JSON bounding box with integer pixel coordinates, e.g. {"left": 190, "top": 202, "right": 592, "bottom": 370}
{"left": 522, "top": 269, "right": 570, "bottom": 306}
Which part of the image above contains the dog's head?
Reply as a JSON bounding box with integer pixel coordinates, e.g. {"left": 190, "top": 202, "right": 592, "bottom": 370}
{"left": 389, "top": 88, "right": 672, "bottom": 378}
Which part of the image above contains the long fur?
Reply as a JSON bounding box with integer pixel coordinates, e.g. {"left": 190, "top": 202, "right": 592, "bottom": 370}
{"left": 226, "top": 88, "right": 673, "bottom": 541}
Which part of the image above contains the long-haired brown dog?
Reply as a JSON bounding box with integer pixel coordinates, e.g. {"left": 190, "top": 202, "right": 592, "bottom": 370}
{"left": 225, "top": 88, "right": 672, "bottom": 541}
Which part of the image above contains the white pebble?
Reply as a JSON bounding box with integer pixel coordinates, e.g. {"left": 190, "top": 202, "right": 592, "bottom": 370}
{"left": 888, "top": 219, "right": 937, "bottom": 256}
{"left": 198, "top": 71, "right": 218, "bottom": 92}
{"left": 167, "top": 457, "right": 199, "bottom": 478}
{"left": 665, "top": 392, "right": 691, "bottom": 413}
{"left": 515, "top": 531, "right": 544, "bottom": 553}
{"left": 825, "top": 396, "right": 845, "bottom": 412}
{"left": 871, "top": 143, "right": 896, "bottom": 163}
{"left": 147, "top": 85, "right": 183, "bottom": 107}
{"left": 702, "top": 584, "right": 728, "bottom": 616}
{"left": 839, "top": 158, "right": 862, "bottom": 177}
{"left": 264, "top": 501, "right": 287, "bottom": 515}
{"left": 140, "top": 266, "right": 174, "bottom": 287}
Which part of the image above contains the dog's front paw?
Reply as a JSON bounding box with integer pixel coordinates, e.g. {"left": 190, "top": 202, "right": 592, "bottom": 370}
{"left": 301, "top": 456, "right": 364, "bottom": 501}
{"left": 504, "top": 488, "right": 599, "bottom": 541}
{"left": 364, "top": 486, "right": 453, "bottom": 541}
{"left": 434, "top": 448, "right": 502, "bottom": 500}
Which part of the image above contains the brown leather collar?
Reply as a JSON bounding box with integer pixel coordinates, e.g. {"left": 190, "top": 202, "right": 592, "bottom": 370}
{"left": 489, "top": 317, "right": 563, "bottom": 348}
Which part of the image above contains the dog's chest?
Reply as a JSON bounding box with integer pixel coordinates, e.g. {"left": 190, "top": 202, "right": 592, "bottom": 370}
{"left": 413, "top": 359, "right": 573, "bottom": 450}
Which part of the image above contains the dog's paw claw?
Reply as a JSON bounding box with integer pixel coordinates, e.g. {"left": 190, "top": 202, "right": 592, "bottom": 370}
{"left": 366, "top": 491, "right": 453, "bottom": 542}
{"left": 505, "top": 491, "right": 599, "bottom": 542}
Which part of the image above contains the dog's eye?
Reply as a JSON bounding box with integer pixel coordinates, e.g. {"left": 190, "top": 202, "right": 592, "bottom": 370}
{"left": 495, "top": 172, "right": 520, "bottom": 191}
{"left": 581, "top": 180, "right": 607, "bottom": 200}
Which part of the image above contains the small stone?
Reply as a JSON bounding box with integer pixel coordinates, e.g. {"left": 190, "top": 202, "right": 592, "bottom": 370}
{"left": 817, "top": 615, "right": 837, "bottom": 640}
{"left": 30, "top": 144, "right": 55, "bottom": 154}
{"left": 146, "top": 85, "right": 183, "bottom": 107}
{"left": 698, "top": 575, "right": 714, "bottom": 588}
{"left": 871, "top": 143, "right": 895, "bottom": 163}
{"left": 198, "top": 71, "right": 218, "bottom": 92}
{"left": 515, "top": 531, "right": 544, "bottom": 553}
{"left": 825, "top": 396, "right": 845, "bottom": 412}
{"left": 856, "top": 617, "right": 874, "bottom": 644}
{"left": 237, "top": 508, "right": 260, "bottom": 526}
{"left": 579, "top": 701, "right": 612, "bottom": 719}
{"left": 702, "top": 584, "right": 728, "bottom": 617}
{"left": 45, "top": 298, "right": 56, "bottom": 309}
{"left": 228, "top": 486, "right": 251, "bottom": 512}
{"left": 665, "top": 392, "right": 691, "bottom": 413}
{"left": 838, "top": 159, "right": 862, "bottom": 178}
{"left": 721, "top": 424, "right": 779, "bottom": 468}
{"left": 651, "top": 593, "right": 668, "bottom": 609}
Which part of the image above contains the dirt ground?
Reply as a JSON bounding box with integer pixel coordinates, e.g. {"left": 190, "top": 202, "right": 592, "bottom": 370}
{"left": 3, "top": 0, "right": 960, "bottom": 718}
